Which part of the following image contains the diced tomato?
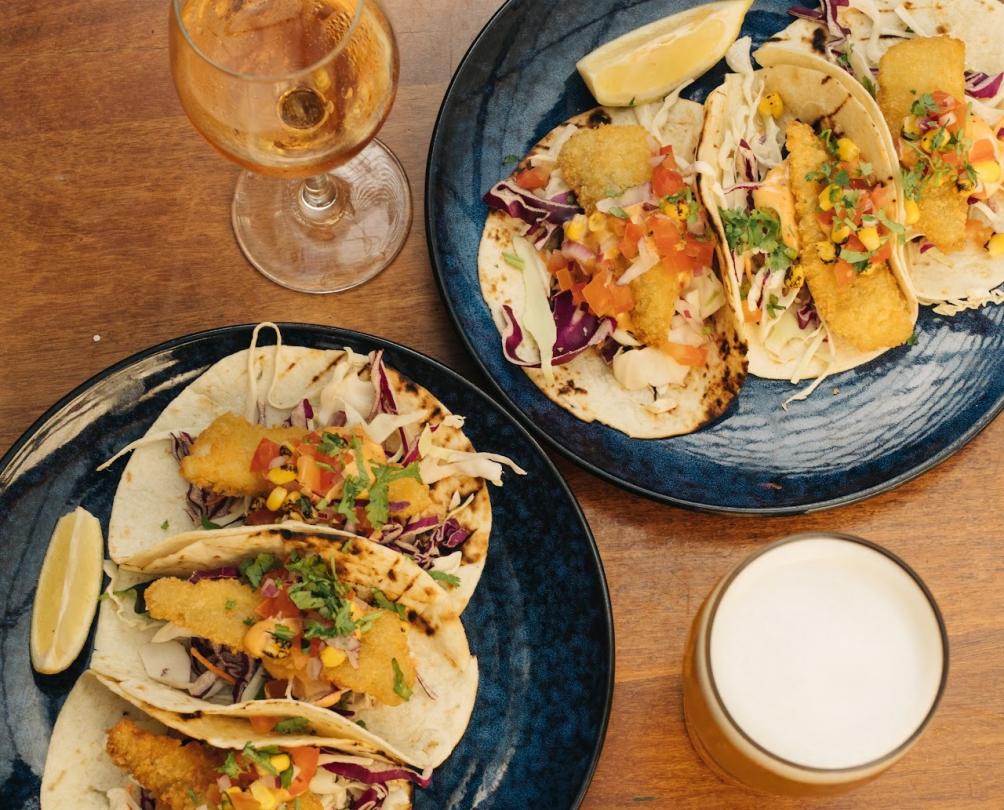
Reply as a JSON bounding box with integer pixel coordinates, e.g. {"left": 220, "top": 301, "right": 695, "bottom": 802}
{"left": 664, "top": 341, "right": 707, "bottom": 367}
{"left": 250, "top": 439, "right": 281, "bottom": 474}
{"left": 869, "top": 184, "right": 894, "bottom": 216}
{"left": 683, "top": 236, "right": 715, "bottom": 269}
{"left": 289, "top": 748, "right": 321, "bottom": 796}
{"left": 650, "top": 216, "right": 681, "bottom": 255}
{"left": 582, "top": 269, "right": 634, "bottom": 317}
{"left": 256, "top": 588, "right": 301, "bottom": 619}
{"left": 845, "top": 233, "right": 866, "bottom": 253}
{"left": 318, "top": 467, "right": 340, "bottom": 493}
{"left": 514, "top": 166, "right": 549, "bottom": 190}
{"left": 555, "top": 267, "right": 575, "bottom": 292}
{"left": 659, "top": 145, "right": 678, "bottom": 167}
{"left": 652, "top": 162, "right": 685, "bottom": 197}
{"left": 940, "top": 149, "right": 961, "bottom": 167}
{"left": 970, "top": 139, "right": 996, "bottom": 163}
{"left": 547, "top": 251, "right": 569, "bottom": 274}
{"left": 618, "top": 221, "right": 645, "bottom": 259}
{"left": 834, "top": 259, "right": 856, "bottom": 286}
{"left": 249, "top": 715, "right": 280, "bottom": 733}
{"left": 932, "top": 91, "right": 960, "bottom": 112}
{"left": 296, "top": 454, "right": 321, "bottom": 494}
{"left": 871, "top": 241, "right": 892, "bottom": 264}
{"left": 816, "top": 209, "right": 835, "bottom": 228}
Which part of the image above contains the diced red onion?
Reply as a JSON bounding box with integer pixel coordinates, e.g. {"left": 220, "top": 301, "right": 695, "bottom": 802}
{"left": 596, "top": 182, "right": 652, "bottom": 213}
{"left": 260, "top": 578, "right": 280, "bottom": 598}
{"left": 966, "top": 70, "right": 1004, "bottom": 100}
{"left": 560, "top": 240, "right": 596, "bottom": 264}
{"left": 796, "top": 301, "right": 820, "bottom": 330}
{"left": 919, "top": 242, "right": 936, "bottom": 254}
{"left": 289, "top": 398, "right": 313, "bottom": 428}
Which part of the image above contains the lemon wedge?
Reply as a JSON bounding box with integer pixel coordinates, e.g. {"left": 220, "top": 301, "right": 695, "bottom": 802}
{"left": 30, "top": 507, "right": 104, "bottom": 674}
{"left": 577, "top": 0, "right": 753, "bottom": 107}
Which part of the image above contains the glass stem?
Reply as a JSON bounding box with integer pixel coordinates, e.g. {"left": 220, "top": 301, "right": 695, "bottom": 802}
{"left": 301, "top": 173, "right": 338, "bottom": 212}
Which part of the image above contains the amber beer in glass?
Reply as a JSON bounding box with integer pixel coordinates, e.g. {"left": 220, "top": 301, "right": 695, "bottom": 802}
{"left": 683, "top": 533, "right": 948, "bottom": 796}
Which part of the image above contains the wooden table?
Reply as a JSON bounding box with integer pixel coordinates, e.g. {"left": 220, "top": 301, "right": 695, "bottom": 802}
{"left": 3, "top": 1, "right": 1002, "bottom": 807}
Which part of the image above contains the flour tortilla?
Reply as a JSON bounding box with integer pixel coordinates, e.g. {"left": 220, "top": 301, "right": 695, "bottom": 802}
{"left": 757, "top": 3, "right": 1004, "bottom": 310}
{"left": 106, "top": 341, "right": 491, "bottom": 613}
{"left": 90, "top": 527, "right": 478, "bottom": 770}
{"left": 699, "top": 59, "right": 918, "bottom": 380}
{"left": 478, "top": 102, "right": 748, "bottom": 439}
{"left": 41, "top": 673, "right": 413, "bottom": 809}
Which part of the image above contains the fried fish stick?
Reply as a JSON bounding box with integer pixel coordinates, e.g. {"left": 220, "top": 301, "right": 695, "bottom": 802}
{"left": 145, "top": 578, "right": 260, "bottom": 649}
{"left": 180, "top": 412, "right": 308, "bottom": 497}
{"left": 106, "top": 719, "right": 223, "bottom": 810}
{"left": 878, "top": 37, "right": 968, "bottom": 252}
{"left": 557, "top": 124, "right": 653, "bottom": 212}
{"left": 786, "top": 121, "right": 914, "bottom": 351}
{"left": 629, "top": 265, "right": 686, "bottom": 347}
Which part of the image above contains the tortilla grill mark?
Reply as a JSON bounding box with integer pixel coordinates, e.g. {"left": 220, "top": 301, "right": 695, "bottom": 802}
{"left": 310, "top": 355, "right": 342, "bottom": 385}
{"left": 406, "top": 608, "right": 436, "bottom": 637}
{"left": 812, "top": 27, "right": 827, "bottom": 55}
{"left": 179, "top": 711, "right": 203, "bottom": 720}
{"left": 587, "top": 109, "right": 612, "bottom": 128}
{"left": 387, "top": 567, "right": 397, "bottom": 581}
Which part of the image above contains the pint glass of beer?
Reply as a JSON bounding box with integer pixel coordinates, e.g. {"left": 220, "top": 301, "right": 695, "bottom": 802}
{"left": 683, "top": 533, "right": 948, "bottom": 796}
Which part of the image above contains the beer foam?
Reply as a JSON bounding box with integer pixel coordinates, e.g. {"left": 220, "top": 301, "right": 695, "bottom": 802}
{"left": 709, "top": 537, "right": 944, "bottom": 770}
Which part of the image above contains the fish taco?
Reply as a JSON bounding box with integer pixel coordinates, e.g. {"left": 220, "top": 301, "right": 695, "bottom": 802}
{"left": 760, "top": 0, "right": 1004, "bottom": 313}
{"left": 479, "top": 95, "right": 747, "bottom": 438}
{"left": 42, "top": 672, "right": 423, "bottom": 809}
{"left": 90, "top": 526, "right": 478, "bottom": 770}
{"left": 102, "top": 324, "right": 524, "bottom": 613}
{"left": 698, "top": 40, "right": 918, "bottom": 400}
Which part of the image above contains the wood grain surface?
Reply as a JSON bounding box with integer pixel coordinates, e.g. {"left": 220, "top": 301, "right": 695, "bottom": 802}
{"left": 2, "top": 1, "right": 1002, "bottom": 807}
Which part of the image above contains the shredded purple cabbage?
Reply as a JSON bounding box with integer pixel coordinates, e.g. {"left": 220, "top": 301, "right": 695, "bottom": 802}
{"left": 187, "top": 567, "right": 240, "bottom": 583}
{"left": 796, "top": 300, "right": 821, "bottom": 330}
{"left": 138, "top": 789, "right": 156, "bottom": 810}
{"left": 965, "top": 70, "right": 1004, "bottom": 100}
{"left": 171, "top": 432, "right": 240, "bottom": 524}
{"left": 287, "top": 398, "right": 314, "bottom": 428}
{"left": 500, "top": 292, "right": 615, "bottom": 369}
{"left": 351, "top": 786, "right": 387, "bottom": 810}
{"left": 484, "top": 179, "right": 580, "bottom": 248}
{"left": 788, "top": 1, "right": 851, "bottom": 63}
{"left": 376, "top": 515, "right": 471, "bottom": 569}
{"left": 189, "top": 638, "right": 255, "bottom": 702}
{"left": 324, "top": 760, "right": 432, "bottom": 789}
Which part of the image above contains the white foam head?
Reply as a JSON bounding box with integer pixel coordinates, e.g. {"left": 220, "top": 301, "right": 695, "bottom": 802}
{"left": 709, "top": 536, "right": 945, "bottom": 770}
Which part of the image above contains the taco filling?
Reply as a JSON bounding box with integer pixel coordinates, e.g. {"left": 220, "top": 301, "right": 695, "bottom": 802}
{"left": 105, "top": 719, "right": 417, "bottom": 810}
{"left": 128, "top": 549, "right": 417, "bottom": 712}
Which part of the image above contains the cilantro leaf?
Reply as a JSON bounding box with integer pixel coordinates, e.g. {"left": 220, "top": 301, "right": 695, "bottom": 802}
{"left": 239, "top": 553, "right": 279, "bottom": 589}
{"left": 372, "top": 588, "right": 406, "bottom": 619}
{"left": 365, "top": 462, "right": 422, "bottom": 527}
{"left": 160, "top": 519, "right": 169, "bottom": 531}
{"left": 217, "top": 751, "right": 243, "bottom": 779}
{"left": 242, "top": 744, "right": 278, "bottom": 775}
{"left": 274, "top": 716, "right": 311, "bottom": 735}
{"left": 319, "top": 431, "right": 347, "bottom": 456}
{"left": 391, "top": 658, "right": 412, "bottom": 701}
{"left": 201, "top": 516, "right": 222, "bottom": 530}
{"left": 429, "top": 569, "right": 462, "bottom": 589}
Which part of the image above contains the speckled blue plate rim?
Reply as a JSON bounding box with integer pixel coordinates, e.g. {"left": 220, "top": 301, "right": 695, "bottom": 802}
{"left": 424, "top": 0, "right": 1004, "bottom": 517}
{"left": 0, "top": 322, "right": 614, "bottom": 809}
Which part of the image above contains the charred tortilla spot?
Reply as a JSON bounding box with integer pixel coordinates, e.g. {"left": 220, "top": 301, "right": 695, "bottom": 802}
{"left": 387, "top": 567, "right": 397, "bottom": 581}
{"left": 587, "top": 109, "right": 612, "bottom": 127}
{"left": 812, "top": 27, "right": 827, "bottom": 54}
{"left": 401, "top": 379, "right": 419, "bottom": 395}
{"left": 179, "top": 711, "right": 203, "bottom": 720}
{"left": 822, "top": 75, "right": 832, "bottom": 85}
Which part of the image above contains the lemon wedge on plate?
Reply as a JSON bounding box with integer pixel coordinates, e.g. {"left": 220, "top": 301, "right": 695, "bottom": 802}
{"left": 30, "top": 507, "right": 104, "bottom": 674}
{"left": 577, "top": 0, "right": 753, "bottom": 107}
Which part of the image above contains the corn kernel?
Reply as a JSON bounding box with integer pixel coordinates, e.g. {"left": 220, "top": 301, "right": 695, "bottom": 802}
{"left": 974, "top": 160, "right": 1002, "bottom": 185}
{"left": 266, "top": 487, "right": 289, "bottom": 511}
{"left": 988, "top": 233, "right": 1004, "bottom": 257}
{"left": 784, "top": 264, "right": 805, "bottom": 290}
{"left": 904, "top": 199, "right": 920, "bottom": 225}
{"left": 816, "top": 241, "right": 836, "bottom": 262}
{"left": 902, "top": 116, "right": 920, "bottom": 138}
{"left": 270, "top": 754, "right": 292, "bottom": 772}
{"left": 836, "top": 137, "right": 860, "bottom": 161}
{"left": 758, "top": 92, "right": 783, "bottom": 118}
{"left": 250, "top": 782, "right": 278, "bottom": 810}
{"left": 266, "top": 467, "right": 296, "bottom": 485}
{"left": 587, "top": 212, "right": 606, "bottom": 232}
{"left": 858, "top": 227, "right": 881, "bottom": 251}
{"left": 565, "top": 215, "right": 587, "bottom": 242}
{"left": 830, "top": 221, "right": 851, "bottom": 243}
{"left": 320, "top": 646, "right": 347, "bottom": 668}
{"left": 818, "top": 184, "right": 841, "bottom": 212}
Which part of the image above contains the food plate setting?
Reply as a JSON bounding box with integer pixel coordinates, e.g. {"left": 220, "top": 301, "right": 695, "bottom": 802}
{"left": 427, "top": 0, "right": 1004, "bottom": 512}
{"left": 0, "top": 325, "right": 611, "bottom": 809}
{"left": 4, "top": 0, "right": 1004, "bottom": 806}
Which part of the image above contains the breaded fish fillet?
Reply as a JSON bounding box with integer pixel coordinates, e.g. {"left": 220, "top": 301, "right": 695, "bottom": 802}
{"left": 145, "top": 578, "right": 260, "bottom": 649}
{"left": 107, "top": 719, "right": 326, "bottom": 810}
{"left": 557, "top": 124, "right": 653, "bottom": 212}
{"left": 630, "top": 265, "right": 686, "bottom": 347}
{"left": 106, "top": 719, "right": 223, "bottom": 810}
{"left": 877, "top": 37, "right": 968, "bottom": 253}
{"left": 786, "top": 121, "right": 914, "bottom": 351}
{"left": 180, "top": 413, "right": 307, "bottom": 497}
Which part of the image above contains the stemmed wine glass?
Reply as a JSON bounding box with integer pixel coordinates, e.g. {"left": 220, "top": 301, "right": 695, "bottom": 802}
{"left": 169, "top": 0, "right": 410, "bottom": 293}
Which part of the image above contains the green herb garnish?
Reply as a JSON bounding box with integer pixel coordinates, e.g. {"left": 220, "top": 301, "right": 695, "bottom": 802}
{"left": 224, "top": 599, "right": 236, "bottom": 611}
{"left": 392, "top": 658, "right": 412, "bottom": 701}
{"left": 201, "top": 516, "right": 222, "bottom": 530}
{"left": 364, "top": 462, "right": 422, "bottom": 527}
{"left": 160, "top": 520, "right": 169, "bottom": 531}
{"left": 319, "top": 432, "right": 347, "bottom": 456}
{"left": 372, "top": 588, "right": 406, "bottom": 619}
{"left": 274, "top": 716, "right": 311, "bottom": 735}
{"left": 239, "top": 553, "right": 279, "bottom": 589}
{"left": 429, "top": 569, "right": 462, "bottom": 589}
{"left": 217, "top": 751, "right": 243, "bottom": 779}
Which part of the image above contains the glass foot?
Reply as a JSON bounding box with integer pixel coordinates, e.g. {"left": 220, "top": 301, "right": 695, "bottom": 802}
{"left": 231, "top": 139, "right": 412, "bottom": 294}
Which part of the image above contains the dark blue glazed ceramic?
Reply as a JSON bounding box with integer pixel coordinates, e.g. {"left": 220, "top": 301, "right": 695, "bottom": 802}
{"left": 0, "top": 324, "right": 612, "bottom": 809}
{"left": 426, "top": 0, "right": 1004, "bottom": 513}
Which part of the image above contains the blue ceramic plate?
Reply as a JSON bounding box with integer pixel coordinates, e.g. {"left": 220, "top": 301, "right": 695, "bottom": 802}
{"left": 0, "top": 324, "right": 612, "bottom": 809}
{"left": 426, "top": 0, "right": 1004, "bottom": 514}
